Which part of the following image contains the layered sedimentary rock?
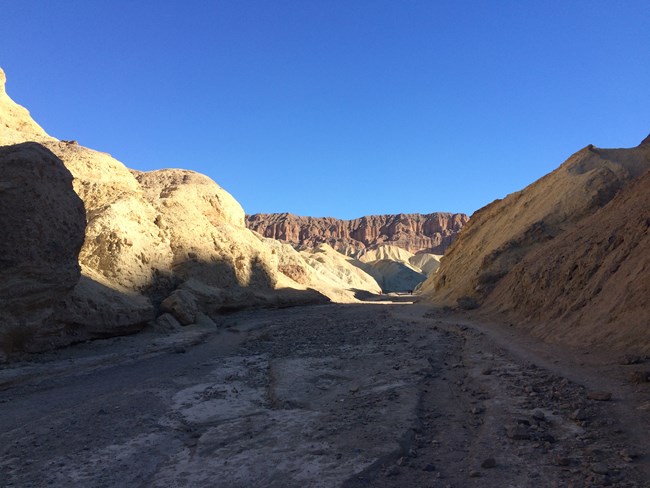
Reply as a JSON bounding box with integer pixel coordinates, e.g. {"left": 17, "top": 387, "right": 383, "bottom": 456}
{"left": 246, "top": 212, "right": 468, "bottom": 255}
{"left": 420, "top": 136, "right": 650, "bottom": 353}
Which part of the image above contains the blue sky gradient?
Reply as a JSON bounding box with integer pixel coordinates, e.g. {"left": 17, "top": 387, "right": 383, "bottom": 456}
{"left": 2, "top": 1, "right": 649, "bottom": 218}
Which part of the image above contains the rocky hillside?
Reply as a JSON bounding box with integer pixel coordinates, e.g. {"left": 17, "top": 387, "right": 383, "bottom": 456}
{"left": 0, "top": 67, "right": 385, "bottom": 356}
{"left": 246, "top": 212, "right": 468, "bottom": 255}
{"left": 419, "top": 136, "right": 650, "bottom": 353}
{"left": 485, "top": 167, "right": 650, "bottom": 352}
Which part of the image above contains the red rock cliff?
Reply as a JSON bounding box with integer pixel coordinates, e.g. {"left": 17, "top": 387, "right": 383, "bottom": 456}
{"left": 246, "top": 213, "right": 469, "bottom": 255}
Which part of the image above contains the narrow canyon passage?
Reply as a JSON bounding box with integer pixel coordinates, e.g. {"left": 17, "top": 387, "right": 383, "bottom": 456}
{"left": 1, "top": 303, "right": 648, "bottom": 487}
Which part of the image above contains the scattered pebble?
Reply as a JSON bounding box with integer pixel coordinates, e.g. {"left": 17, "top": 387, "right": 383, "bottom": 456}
{"left": 481, "top": 458, "right": 496, "bottom": 469}
{"left": 587, "top": 391, "right": 612, "bottom": 401}
{"left": 619, "top": 355, "right": 642, "bottom": 365}
{"left": 571, "top": 409, "right": 588, "bottom": 421}
{"left": 590, "top": 462, "right": 609, "bottom": 475}
{"left": 506, "top": 425, "right": 531, "bottom": 440}
{"left": 628, "top": 371, "right": 650, "bottom": 384}
{"left": 532, "top": 409, "right": 546, "bottom": 421}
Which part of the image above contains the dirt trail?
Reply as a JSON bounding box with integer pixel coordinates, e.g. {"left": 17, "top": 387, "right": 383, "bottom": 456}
{"left": 1, "top": 302, "right": 648, "bottom": 487}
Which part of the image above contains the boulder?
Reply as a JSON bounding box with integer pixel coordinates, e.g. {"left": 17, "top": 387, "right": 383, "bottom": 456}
{"left": 160, "top": 289, "right": 199, "bottom": 326}
{"left": 135, "top": 169, "right": 276, "bottom": 291}
{"left": 43, "top": 141, "right": 175, "bottom": 295}
{"left": 53, "top": 270, "right": 155, "bottom": 343}
{"left": 0, "top": 143, "right": 85, "bottom": 352}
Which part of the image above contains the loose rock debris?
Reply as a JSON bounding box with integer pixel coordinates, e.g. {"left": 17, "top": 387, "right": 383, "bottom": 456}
{"left": 1, "top": 303, "right": 649, "bottom": 487}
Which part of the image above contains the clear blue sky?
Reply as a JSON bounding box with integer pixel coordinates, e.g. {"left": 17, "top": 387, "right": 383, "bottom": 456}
{"left": 2, "top": 1, "right": 648, "bottom": 219}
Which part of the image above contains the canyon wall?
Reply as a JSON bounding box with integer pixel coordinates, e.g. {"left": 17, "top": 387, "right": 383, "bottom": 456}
{"left": 420, "top": 136, "right": 650, "bottom": 353}
{"left": 0, "top": 67, "right": 383, "bottom": 355}
{"left": 246, "top": 212, "right": 469, "bottom": 255}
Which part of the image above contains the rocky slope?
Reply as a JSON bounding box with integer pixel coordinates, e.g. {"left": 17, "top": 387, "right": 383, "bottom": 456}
{"left": 485, "top": 167, "right": 650, "bottom": 352}
{"left": 420, "top": 136, "right": 650, "bottom": 353}
{"left": 246, "top": 212, "right": 468, "bottom": 255}
{"left": 0, "top": 67, "right": 384, "bottom": 355}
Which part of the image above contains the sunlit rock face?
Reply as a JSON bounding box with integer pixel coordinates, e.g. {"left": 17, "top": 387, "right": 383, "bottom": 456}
{"left": 0, "top": 68, "right": 51, "bottom": 145}
{"left": 246, "top": 212, "right": 468, "bottom": 255}
{"left": 419, "top": 135, "right": 650, "bottom": 354}
{"left": 0, "top": 66, "right": 387, "bottom": 352}
{"left": 485, "top": 166, "right": 650, "bottom": 353}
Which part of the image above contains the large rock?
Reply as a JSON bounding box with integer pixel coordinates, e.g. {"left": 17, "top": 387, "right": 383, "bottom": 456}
{"left": 0, "top": 66, "right": 386, "bottom": 355}
{"left": 419, "top": 139, "right": 650, "bottom": 307}
{"left": 134, "top": 169, "right": 277, "bottom": 291}
{"left": 246, "top": 212, "right": 468, "bottom": 255}
{"left": 45, "top": 141, "right": 175, "bottom": 295}
{"left": 53, "top": 268, "right": 155, "bottom": 343}
{"left": 0, "top": 142, "right": 85, "bottom": 352}
{"left": 364, "top": 260, "right": 426, "bottom": 293}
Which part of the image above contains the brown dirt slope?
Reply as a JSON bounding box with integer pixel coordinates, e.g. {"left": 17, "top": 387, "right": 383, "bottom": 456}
{"left": 420, "top": 138, "right": 650, "bottom": 303}
{"left": 485, "top": 168, "right": 650, "bottom": 353}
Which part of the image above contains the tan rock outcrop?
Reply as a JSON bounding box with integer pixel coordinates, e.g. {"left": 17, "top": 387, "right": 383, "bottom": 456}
{"left": 353, "top": 244, "right": 442, "bottom": 292}
{"left": 408, "top": 253, "right": 442, "bottom": 275}
{"left": 364, "top": 260, "right": 426, "bottom": 293}
{"left": 0, "top": 68, "right": 51, "bottom": 145}
{"left": 246, "top": 212, "right": 468, "bottom": 255}
{"left": 0, "top": 142, "right": 86, "bottom": 353}
{"left": 53, "top": 267, "right": 155, "bottom": 343}
{"left": 47, "top": 142, "right": 174, "bottom": 294}
{"left": 0, "top": 66, "right": 410, "bottom": 354}
{"left": 357, "top": 244, "right": 416, "bottom": 264}
{"left": 0, "top": 67, "right": 341, "bottom": 352}
{"left": 419, "top": 139, "right": 650, "bottom": 307}
{"left": 134, "top": 169, "right": 273, "bottom": 291}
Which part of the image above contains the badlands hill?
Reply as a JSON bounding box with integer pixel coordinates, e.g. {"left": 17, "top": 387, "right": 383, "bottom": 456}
{"left": 246, "top": 212, "right": 468, "bottom": 255}
{"left": 420, "top": 136, "right": 650, "bottom": 353}
{"left": 0, "top": 67, "right": 383, "bottom": 355}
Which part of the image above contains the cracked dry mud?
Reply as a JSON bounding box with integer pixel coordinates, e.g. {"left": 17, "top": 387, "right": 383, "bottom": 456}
{"left": 1, "top": 301, "right": 649, "bottom": 487}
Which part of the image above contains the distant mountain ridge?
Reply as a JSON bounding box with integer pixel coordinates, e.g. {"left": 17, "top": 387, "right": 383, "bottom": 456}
{"left": 246, "top": 212, "right": 469, "bottom": 255}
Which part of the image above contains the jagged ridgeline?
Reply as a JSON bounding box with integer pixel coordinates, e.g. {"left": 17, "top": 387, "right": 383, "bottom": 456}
{"left": 246, "top": 212, "right": 468, "bottom": 256}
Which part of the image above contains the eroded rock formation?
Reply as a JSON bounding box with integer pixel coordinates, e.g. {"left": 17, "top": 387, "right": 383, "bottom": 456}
{"left": 0, "top": 67, "right": 385, "bottom": 354}
{"left": 420, "top": 135, "right": 650, "bottom": 353}
{"left": 486, "top": 167, "right": 650, "bottom": 352}
{"left": 0, "top": 143, "right": 85, "bottom": 352}
{"left": 246, "top": 212, "right": 468, "bottom": 255}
